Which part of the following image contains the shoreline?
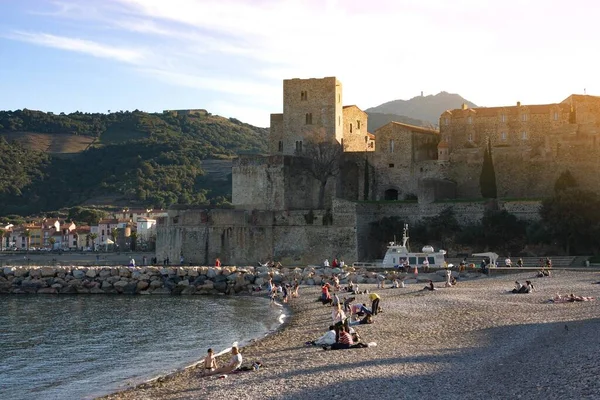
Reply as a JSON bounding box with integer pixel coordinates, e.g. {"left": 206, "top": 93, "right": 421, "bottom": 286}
{"left": 99, "top": 270, "right": 600, "bottom": 400}
{"left": 96, "top": 294, "right": 292, "bottom": 398}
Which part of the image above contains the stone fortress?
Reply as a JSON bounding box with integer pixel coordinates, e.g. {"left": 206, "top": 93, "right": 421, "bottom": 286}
{"left": 156, "top": 77, "right": 600, "bottom": 265}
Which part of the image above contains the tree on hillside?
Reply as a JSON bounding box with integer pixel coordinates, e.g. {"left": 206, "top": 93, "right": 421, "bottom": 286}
{"left": 479, "top": 137, "right": 497, "bottom": 198}
{"left": 540, "top": 188, "right": 600, "bottom": 255}
{"left": 554, "top": 170, "right": 578, "bottom": 194}
{"left": 295, "top": 129, "right": 343, "bottom": 209}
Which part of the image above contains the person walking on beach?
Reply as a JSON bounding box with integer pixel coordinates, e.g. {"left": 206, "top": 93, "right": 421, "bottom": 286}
{"left": 215, "top": 258, "right": 221, "bottom": 267}
{"left": 202, "top": 348, "right": 217, "bottom": 374}
{"left": 369, "top": 293, "right": 381, "bottom": 315}
{"left": 203, "top": 346, "right": 243, "bottom": 377}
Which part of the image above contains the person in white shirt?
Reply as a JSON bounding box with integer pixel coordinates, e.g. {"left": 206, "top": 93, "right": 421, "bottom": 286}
{"left": 324, "top": 259, "right": 330, "bottom": 267}
{"left": 310, "top": 325, "right": 337, "bottom": 346}
{"left": 505, "top": 257, "right": 512, "bottom": 267}
{"left": 422, "top": 258, "right": 430, "bottom": 272}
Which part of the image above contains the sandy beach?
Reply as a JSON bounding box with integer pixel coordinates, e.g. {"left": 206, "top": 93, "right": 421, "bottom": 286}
{"left": 100, "top": 270, "right": 600, "bottom": 400}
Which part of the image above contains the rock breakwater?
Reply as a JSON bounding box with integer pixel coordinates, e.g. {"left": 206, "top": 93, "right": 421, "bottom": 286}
{"left": 0, "top": 265, "right": 459, "bottom": 295}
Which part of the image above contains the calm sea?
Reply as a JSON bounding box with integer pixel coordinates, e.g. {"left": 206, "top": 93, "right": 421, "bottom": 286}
{"left": 0, "top": 295, "right": 285, "bottom": 400}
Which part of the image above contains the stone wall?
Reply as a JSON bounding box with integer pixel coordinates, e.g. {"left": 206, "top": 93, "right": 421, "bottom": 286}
{"left": 232, "top": 155, "right": 335, "bottom": 211}
{"left": 156, "top": 200, "right": 357, "bottom": 267}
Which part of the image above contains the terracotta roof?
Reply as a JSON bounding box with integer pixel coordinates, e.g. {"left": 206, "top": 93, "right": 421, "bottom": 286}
{"left": 437, "top": 141, "right": 449, "bottom": 148}
{"left": 367, "top": 132, "right": 375, "bottom": 139}
{"left": 76, "top": 226, "right": 91, "bottom": 233}
{"left": 98, "top": 219, "right": 119, "bottom": 224}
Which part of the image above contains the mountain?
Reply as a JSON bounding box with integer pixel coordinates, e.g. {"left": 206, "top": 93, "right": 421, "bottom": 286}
{"left": 366, "top": 92, "right": 478, "bottom": 126}
{"left": 0, "top": 109, "right": 268, "bottom": 216}
{"left": 366, "top": 112, "right": 428, "bottom": 132}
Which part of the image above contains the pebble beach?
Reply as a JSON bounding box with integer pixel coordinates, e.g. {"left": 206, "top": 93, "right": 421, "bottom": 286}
{"left": 100, "top": 270, "right": 600, "bottom": 400}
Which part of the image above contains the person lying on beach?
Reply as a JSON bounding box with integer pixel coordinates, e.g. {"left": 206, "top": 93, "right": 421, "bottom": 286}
{"left": 203, "top": 346, "right": 243, "bottom": 377}
{"left": 423, "top": 280, "right": 436, "bottom": 291}
{"left": 322, "top": 326, "right": 369, "bottom": 350}
{"left": 350, "top": 303, "right": 371, "bottom": 318}
{"left": 349, "top": 314, "right": 373, "bottom": 326}
{"left": 306, "top": 325, "right": 337, "bottom": 346}
{"left": 550, "top": 293, "right": 596, "bottom": 303}
{"left": 511, "top": 281, "right": 522, "bottom": 293}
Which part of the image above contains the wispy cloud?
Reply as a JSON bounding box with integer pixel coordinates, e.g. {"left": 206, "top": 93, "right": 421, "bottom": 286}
{"left": 7, "top": 31, "right": 145, "bottom": 63}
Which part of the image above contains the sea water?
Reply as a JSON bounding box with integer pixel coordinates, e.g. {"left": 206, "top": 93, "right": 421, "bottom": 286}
{"left": 0, "top": 295, "right": 285, "bottom": 400}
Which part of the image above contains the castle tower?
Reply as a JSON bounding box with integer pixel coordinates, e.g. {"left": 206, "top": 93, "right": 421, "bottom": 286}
{"left": 269, "top": 77, "right": 343, "bottom": 155}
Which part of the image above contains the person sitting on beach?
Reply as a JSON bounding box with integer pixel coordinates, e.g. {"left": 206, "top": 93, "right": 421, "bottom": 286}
{"left": 505, "top": 257, "right": 512, "bottom": 267}
{"left": 423, "top": 280, "right": 436, "bottom": 291}
{"left": 369, "top": 293, "right": 381, "bottom": 315}
{"left": 513, "top": 280, "right": 533, "bottom": 293}
{"left": 307, "top": 325, "right": 337, "bottom": 346}
{"left": 203, "top": 348, "right": 217, "bottom": 373}
{"left": 422, "top": 258, "right": 430, "bottom": 273}
{"left": 320, "top": 283, "right": 333, "bottom": 305}
{"left": 511, "top": 281, "right": 522, "bottom": 293}
{"left": 537, "top": 268, "right": 552, "bottom": 278}
{"left": 376, "top": 274, "right": 386, "bottom": 289}
{"left": 332, "top": 304, "right": 346, "bottom": 324}
{"left": 203, "top": 346, "right": 243, "bottom": 377}
{"left": 517, "top": 258, "right": 523, "bottom": 268}
{"left": 292, "top": 279, "right": 300, "bottom": 298}
{"left": 459, "top": 258, "right": 466, "bottom": 273}
{"left": 323, "top": 326, "right": 369, "bottom": 350}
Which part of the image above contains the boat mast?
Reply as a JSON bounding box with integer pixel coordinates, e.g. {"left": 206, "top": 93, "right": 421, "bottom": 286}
{"left": 402, "top": 223, "right": 410, "bottom": 251}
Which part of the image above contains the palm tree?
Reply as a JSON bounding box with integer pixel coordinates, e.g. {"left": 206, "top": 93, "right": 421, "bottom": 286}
{"left": 23, "top": 229, "right": 31, "bottom": 251}
{"left": 110, "top": 228, "right": 119, "bottom": 251}
{"left": 88, "top": 233, "right": 98, "bottom": 251}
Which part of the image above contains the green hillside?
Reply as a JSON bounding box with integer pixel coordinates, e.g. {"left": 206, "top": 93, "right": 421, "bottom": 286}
{"left": 0, "top": 109, "right": 268, "bottom": 216}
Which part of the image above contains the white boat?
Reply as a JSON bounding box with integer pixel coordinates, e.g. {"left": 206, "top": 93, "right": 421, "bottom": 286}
{"left": 353, "top": 224, "right": 447, "bottom": 269}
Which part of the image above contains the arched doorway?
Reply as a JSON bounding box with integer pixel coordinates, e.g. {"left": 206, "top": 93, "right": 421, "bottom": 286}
{"left": 384, "top": 188, "right": 399, "bottom": 200}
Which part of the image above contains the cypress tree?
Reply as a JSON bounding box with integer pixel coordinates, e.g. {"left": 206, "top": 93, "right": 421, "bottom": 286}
{"left": 480, "top": 137, "right": 497, "bottom": 198}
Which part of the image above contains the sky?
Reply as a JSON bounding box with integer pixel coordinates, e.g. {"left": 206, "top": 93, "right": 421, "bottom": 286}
{"left": 1, "top": 0, "right": 599, "bottom": 127}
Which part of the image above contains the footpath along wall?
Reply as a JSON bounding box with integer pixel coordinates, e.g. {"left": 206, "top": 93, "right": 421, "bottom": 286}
{"left": 0, "top": 265, "right": 465, "bottom": 295}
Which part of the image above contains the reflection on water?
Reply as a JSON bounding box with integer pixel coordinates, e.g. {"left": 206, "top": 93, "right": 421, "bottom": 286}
{"left": 0, "top": 295, "right": 284, "bottom": 400}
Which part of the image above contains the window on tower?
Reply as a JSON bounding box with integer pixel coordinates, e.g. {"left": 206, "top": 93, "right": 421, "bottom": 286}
{"left": 305, "top": 113, "right": 312, "bottom": 124}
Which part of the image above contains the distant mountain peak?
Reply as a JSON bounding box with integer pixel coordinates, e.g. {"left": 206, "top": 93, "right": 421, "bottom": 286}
{"left": 366, "top": 92, "right": 477, "bottom": 125}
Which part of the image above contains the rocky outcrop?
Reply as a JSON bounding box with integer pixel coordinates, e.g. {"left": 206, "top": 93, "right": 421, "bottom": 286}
{"left": 0, "top": 265, "right": 467, "bottom": 295}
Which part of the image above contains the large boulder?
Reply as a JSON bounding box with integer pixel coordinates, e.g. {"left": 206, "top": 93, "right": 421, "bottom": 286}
{"left": 149, "top": 280, "right": 163, "bottom": 289}
{"left": 89, "top": 287, "right": 106, "bottom": 294}
{"left": 181, "top": 286, "right": 196, "bottom": 295}
{"left": 206, "top": 268, "right": 218, "bottom": 279}
{"left": 72, "top": 269, "right": 86, "bottom": 279}
{"left": 3, "top": 267, "right": 14, "bottom": 276}
{"left": 59, "top": 285, "right": 78, "bottom": 294}
{"left": 101, "top": 281, "right": 113, "bottom": 290}
{"left": 137, "top": 281, "right": 150, "bottom": 291}
{"left": 122, "top": 282, "right": 138, "bottom": 295}
{"left": 213, "top": 281, "right": 228, "bottom": 293}
{"left": 113, "top": 280, "right": 129, "bottom": 292}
